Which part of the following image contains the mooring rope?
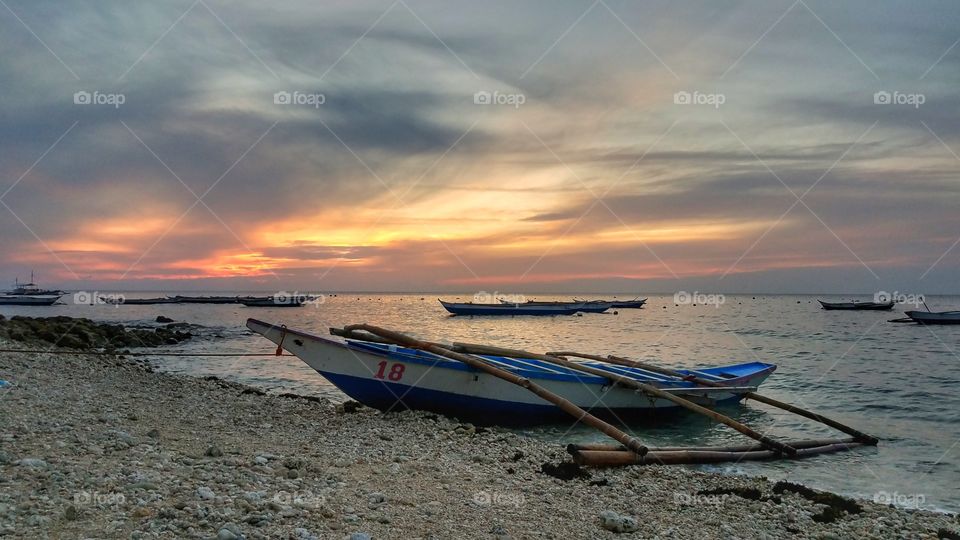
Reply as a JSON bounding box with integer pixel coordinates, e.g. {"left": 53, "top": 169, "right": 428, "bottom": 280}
{"left": 0, "top": 348, "right": 295, "bottom": 357}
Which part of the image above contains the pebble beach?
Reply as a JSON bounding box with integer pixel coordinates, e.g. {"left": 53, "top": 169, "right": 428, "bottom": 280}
{"left": 1, "top": 318, "right": 959, "bottom": 539}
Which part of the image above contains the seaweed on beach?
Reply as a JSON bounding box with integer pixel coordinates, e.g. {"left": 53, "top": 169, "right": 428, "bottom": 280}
{"left": 540, "top": 461, "right": 591, "bottom": 481}
{"left": 773, "top": 481, "right": 862, "bottom": 523}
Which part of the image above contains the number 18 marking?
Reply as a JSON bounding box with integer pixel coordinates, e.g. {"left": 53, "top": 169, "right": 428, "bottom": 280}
{"left": 374, "top": 361, "right": 406, "bottom": 381}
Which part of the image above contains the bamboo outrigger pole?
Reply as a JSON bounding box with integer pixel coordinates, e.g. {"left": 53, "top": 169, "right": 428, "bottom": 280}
{"left": 451, "top": 342, "right": 797, "bottom": 456}
{"left": 340, "top": 324, "right": 650, "bottom": 456}
{"left": 548, "top": 350, "right": 879, "bottom": 445}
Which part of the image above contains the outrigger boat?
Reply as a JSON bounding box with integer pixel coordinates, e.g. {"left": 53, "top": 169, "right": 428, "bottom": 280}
{"left": 248, "top": 319, "right": 878, "bottom": 465}
{"left": 818, "top": 300, "right": 895, "bottom": 311}
{"left": 247, "top": 318, "right": 771, "bottom": 423}
{"left": 904, "top": 310, "right": 960, "bottom": 325}
{"left": 440, "top": 299, "right": 608, "bottom": 316}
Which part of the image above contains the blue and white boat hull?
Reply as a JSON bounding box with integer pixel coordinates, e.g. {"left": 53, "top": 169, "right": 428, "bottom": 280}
{"left": 246, "top": 319, "right": 776, "bottom": 425}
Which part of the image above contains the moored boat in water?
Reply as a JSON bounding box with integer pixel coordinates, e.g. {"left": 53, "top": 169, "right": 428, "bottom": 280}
{"left": 441, "top": 299, "right": 608, "bottom": 315}
{"left": 0, "top": 294, "right": 62, "bottom": 306}
{"left": 239, "top": 296, "right": 304, "bottom": 307}
{"left": 904, "top": 310, "right": 960, "bottom": 325}
{"left": 818, "top": 300, "right": 895, "bottom": 311}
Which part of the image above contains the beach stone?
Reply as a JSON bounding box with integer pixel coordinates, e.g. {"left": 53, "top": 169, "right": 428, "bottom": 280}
{"left": 64, "top": 504, "right": 78, "bottom": 521}
{"left": 599, "top": 510, "right": 639, "bottom": 533}
{"left": 348, "top": 533, "right": 371, "bottom": 540}
{"left": 217, "top": 525, "right": 241, "bottom": 540}
{"left": 197, "top": 486, "right": 215, "bottom": 500}
{"left": 16, "top": 458, "right": 48, "bottom": 468}
{"left": 155, "top": 316, "right": 174, "bottom": 323}
{"left": 205, "top": 445, "right": 223, "bottom": 457}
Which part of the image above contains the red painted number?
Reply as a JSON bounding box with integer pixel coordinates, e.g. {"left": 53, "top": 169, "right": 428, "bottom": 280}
{"left": 374, "top": 361, "right": 406, "bottom": 381}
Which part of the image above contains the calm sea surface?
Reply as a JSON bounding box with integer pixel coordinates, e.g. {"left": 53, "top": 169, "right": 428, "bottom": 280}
{"left": 4, "top": 293, "right": 959, "bottom": 512}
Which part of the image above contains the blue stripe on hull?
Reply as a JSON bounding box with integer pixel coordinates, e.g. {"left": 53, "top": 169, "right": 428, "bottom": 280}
{"left": 323, "top": 371, "right": 744, "bottom": 426}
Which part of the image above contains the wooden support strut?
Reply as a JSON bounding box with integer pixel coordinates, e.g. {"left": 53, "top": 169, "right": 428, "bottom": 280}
{"left": 548, "top": 350, "right": 879, "bottom": 446}
{"left": 339, "top": 324, "right": 650, "bottom": 456}
{"left": 452, "top": 342, "right": 797, "bottom": 456}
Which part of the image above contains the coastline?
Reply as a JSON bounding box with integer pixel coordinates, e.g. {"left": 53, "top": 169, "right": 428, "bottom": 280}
{"left": 1, "top": 332, "right": 958, "bottom": 539}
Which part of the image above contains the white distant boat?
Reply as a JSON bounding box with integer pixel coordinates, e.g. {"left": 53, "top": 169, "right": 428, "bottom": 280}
{"left": 0, "top": 272, "right": 63, "bottom": 306}
{"left": 0, "top": 294, "right": 62, "bottom": 306}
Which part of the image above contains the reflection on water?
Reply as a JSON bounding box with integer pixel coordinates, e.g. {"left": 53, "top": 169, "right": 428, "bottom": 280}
{"left": 3, "top": 293, "right": 959, "bottom": 511}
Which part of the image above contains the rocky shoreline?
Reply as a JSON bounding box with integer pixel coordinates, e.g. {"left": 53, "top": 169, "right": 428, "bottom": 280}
{"left": 1, "top": 320, "right": 958, "bottom": 539}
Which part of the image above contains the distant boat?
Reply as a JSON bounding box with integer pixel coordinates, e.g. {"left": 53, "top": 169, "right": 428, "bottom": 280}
{"left": 818, "top": 300, "right": 895, "bottom": 311}
{"left": 904, "top": 310, "right": 960, "bottom": 325}
{"left": 0, "top": 294, "right": 61, "bottom": 306}
{"left": 238, "top": 296, "right": 304, "bottom": 307}
{"left": 600, "top": 298, "right": 647, "bottom": 309}
{"left": 173, "top": 295, "right": 239, "bottom": 304}
{"left": 4, "top": 273, "right": 64, "bottom": 296}
{"left": 1, "top": 273, "right": 63, "bottom": 305}
{"left": 440, "top": 299, "right": 607, "bottom": 316}
{"left": 103, "top": 296, "right": 180, "bottom": 305}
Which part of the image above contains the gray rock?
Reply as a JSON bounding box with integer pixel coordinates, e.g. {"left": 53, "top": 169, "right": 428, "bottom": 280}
{"left": 348, "top": 533, "right": 372, "bottom": 540}
{"left": 217, "top": 528, "right": 239, "bottom": 540}
{"left": 205, "top": 445, "right": 223, "bottom": 457}
{"left": 599, "top": 510, "right": 639, "bottom": 533}
{"left": 196, "top": 486, "right": 215, "bottom": 500}
{"left": 16, "top": 458, "right": 48, "bottom": 468}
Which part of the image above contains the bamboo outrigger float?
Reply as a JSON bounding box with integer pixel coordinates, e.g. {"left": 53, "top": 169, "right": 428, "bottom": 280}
{"left": 248, "top": 319, "right": 878, "bottom": 467}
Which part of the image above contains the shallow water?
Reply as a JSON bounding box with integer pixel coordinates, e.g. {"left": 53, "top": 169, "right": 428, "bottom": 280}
{"left": 4, "top": 293, "right": 959, "bottom": 512}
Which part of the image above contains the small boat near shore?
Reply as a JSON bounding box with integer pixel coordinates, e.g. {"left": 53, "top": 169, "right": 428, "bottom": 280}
{"left": 100, "top": 296, "right": 180, "bottom": 305}
{"left": 904, "top": 310, "right": 960, "bottom": 325}
{"left": 441, "top": 299, "right": 608, "bottom": 316}
{"left": 818, "top": 300, "right": 895, "bottom": 311}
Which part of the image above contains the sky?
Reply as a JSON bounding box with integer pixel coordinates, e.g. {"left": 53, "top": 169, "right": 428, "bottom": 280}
{"left": 1, "top": 0, "right": 959, "bottom": 293}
